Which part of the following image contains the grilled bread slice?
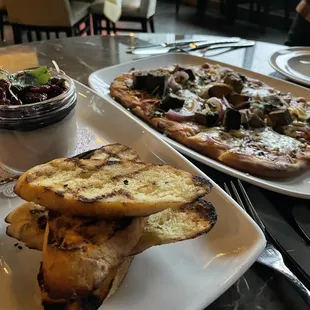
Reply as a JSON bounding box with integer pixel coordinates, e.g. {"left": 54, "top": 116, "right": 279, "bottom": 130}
{"left": 41, "top": 213, "right": 144, "bottom": 299}
{"left": 6, "top": 198, "right": 216, "bottom": 254}
{"left": 14, "top": 158, "right": 212, "bottom": 218}
{"left": 132, "top": 198, "right": 217, "bottom": 254}
{"left": 39, "top": 257, "right": 133, "bottom": 310}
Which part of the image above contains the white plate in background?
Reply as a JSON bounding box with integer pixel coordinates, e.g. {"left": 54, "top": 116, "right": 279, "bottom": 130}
{"left": 270, "top": 47, "right": 310, "bottom": 87}
{"left": 88, "top": 53, "right": 310, "bottom": 199}
{"left": 0, "top": 81, "right": 265, "bottom": 310}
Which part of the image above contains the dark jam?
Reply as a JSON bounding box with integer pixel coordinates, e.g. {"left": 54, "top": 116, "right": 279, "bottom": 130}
{"left": 0, "top": 76, "right": 69, "bottom": 106}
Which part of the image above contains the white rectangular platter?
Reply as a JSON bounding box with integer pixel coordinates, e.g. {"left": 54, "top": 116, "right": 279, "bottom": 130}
{"left": 0, "top": 81, "right": 265, "bottom": 310}
{"left": 88, "top": 53, "right": 310, "bottom": 199}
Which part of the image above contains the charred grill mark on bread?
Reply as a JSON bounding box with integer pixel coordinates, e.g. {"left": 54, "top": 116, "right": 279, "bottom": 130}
{"left": 180, "top": 198, "right": 217, "bottom": 221}
{"left": 91, "top": 143, "right": 142, "bottom": 163}
{"left": 76, "top": 189, "right": 133, "bottom": 203}
{"left": 110, "top": 164, "right": 153, "bottom": 181}
{"left": 192, "top": 176, "right": 213, "bottom": 190}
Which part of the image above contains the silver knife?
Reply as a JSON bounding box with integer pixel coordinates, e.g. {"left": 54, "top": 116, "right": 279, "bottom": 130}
{"left": 201, "top": 40, "right": 256, "bottom": 54}
{"left": 183, "top": 40, "right": 255, "bottom": 53}
{"left": 130, "top": 37, "right": 241, "bottom": 55}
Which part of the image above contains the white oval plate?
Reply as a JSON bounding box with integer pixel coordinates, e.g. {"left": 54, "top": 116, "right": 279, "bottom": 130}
{"left": 88, "top": 53, "right": 310, "bottom": 199}
{"left": 0, "top": 81, "right": 265, "bottom": 310}
{"left": 270, "top": 47, "right": 310, "bottom": 87}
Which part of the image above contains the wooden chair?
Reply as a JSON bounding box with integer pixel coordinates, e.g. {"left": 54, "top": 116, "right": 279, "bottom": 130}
{"left": 91, "top": 0, "right": 157, "bottom": 34}
{"left": 6, "top": 0, "right": 91, "bottom": 44}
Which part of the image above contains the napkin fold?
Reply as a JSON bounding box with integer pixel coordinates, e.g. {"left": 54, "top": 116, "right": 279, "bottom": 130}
{"left": 104, "top": 0, "right": 122, "bottom": 23}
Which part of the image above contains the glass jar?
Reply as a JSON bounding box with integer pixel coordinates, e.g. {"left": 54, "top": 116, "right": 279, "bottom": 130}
{"left": 0, "top": 70, "right": 77, "bottom": 173}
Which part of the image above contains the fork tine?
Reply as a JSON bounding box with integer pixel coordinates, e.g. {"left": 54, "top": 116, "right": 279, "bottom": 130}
{"left": 237, "top": 179, "right": 266, "bottom": 232}
{"left": 230, "top": 181, "right": 245, "bottom": 210}
{"left": 223, "top": 182, "right": 232, "bottom": 197}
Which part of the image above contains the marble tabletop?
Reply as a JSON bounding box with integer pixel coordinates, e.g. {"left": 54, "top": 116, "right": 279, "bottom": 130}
{"left": 0, "top": 33, "right": 288, "bottom": 84}
{"left": 0, "top": 34, "right": 309, "bottom": 310}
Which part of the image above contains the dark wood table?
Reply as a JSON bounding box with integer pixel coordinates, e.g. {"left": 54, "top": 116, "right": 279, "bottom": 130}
{"left": 0, "top": 33, "right": 309, "bottom": 310}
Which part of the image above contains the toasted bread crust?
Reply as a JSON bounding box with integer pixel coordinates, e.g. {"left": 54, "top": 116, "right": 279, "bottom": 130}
{"left": 5, "top": 202, "right": 47, "bottom": 250}
{"left": 106, "top": 256, "right": 134, "bottom": 299}
{"left": 39, "top": 258, "right": 133, "bottom": 310}
{"left": 218, "top": 149, "right": 308, "bottom": 178}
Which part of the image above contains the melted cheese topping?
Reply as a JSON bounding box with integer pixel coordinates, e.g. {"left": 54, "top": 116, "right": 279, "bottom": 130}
{"left": 178, "top": 89, "right": 203, "bottom": 114}
{"left": 242, "top": 87, "right": 274, "bottom": 100}
{"left": 196, "top": 127, "right": 244, "bottom": 148}
{"left": 252, "top": 128, "right": 304, "bottom": 154}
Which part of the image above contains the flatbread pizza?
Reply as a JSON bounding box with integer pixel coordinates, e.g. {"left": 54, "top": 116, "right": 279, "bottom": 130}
{"left": 110, "top": 62, "right": 310, "bottom": 178}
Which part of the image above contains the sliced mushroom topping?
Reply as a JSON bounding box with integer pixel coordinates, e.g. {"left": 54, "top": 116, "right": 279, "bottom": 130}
{"left": 173, "top": 71, "right": 189, "bottom": 84}
{"left": 177, "top": 66, "right": 195, "bottom": 81}
{"left": 206, "top": 97, "right": 223, "bottom": 109}
{"left": 224, "top": 72, "right": 244, "bottom": 93}
{"left": 228, "top": 93, "right": 250, "bottom": 107}
{"left": 232, "top": 100, "right": 251, "bottom": 110}
{"left": 206, "top": 97, "right": 224, "bottom": 123}
{"left": 199, "top": 85, "right": 212, "bottom": 99}
{"left": 208, "top": 83, "right": 233, "bottom": 98}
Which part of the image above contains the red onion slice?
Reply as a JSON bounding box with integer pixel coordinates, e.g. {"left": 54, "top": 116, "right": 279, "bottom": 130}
{"left": 166, "top": 109, "right": 195, "bottom": 122}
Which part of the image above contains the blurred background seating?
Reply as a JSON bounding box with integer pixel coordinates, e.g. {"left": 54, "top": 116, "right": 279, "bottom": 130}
{"left": 6, "top": 0, "right": 91, "bottom": 44}
{"left": 0, "top": 0, "right": 307, "bottom": 47}
{"left": 91, "top": 0, "right": 157, "bottom": 34}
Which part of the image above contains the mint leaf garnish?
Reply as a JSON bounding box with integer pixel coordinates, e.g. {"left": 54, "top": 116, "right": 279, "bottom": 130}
{"left": 27, "top": 66, "right": 51, "bottom": 85}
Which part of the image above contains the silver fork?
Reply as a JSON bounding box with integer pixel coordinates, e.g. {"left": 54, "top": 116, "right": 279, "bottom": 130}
{"left": 224, "top": 179, "right": 310, "bottom": 306}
